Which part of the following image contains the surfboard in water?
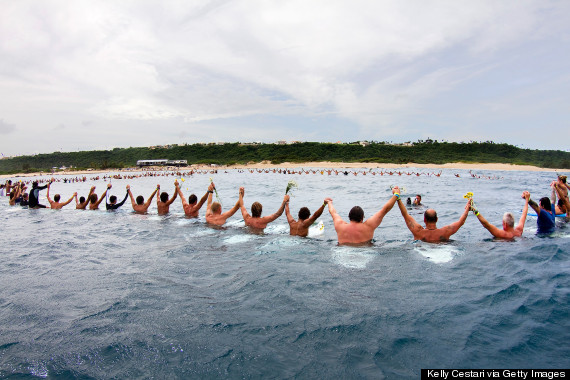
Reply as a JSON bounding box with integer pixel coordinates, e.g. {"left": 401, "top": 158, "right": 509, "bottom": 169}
{"left": 308, "top": 220, "right": 325, "bottom": 237}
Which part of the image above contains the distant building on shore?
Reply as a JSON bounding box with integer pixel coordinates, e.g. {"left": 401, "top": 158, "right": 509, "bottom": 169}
{"left": 136, "top": 159, "right": 188, "bottom": 167}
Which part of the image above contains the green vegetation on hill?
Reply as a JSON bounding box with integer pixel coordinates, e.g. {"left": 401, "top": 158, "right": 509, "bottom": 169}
{"left": 1, "top": 141, "right": 569, "bottom": 174}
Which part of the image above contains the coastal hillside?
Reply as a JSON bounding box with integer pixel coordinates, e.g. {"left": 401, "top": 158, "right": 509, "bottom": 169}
{"left": 1, "top": 141, "right": 569, "bottom": 174}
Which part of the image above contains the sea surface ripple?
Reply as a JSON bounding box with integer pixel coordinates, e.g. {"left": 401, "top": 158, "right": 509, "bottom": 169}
{"left": 0, "top": 168, "right": 568, "bottom": 378}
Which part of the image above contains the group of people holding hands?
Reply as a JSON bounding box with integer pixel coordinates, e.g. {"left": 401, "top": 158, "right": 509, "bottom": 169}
{"left": 3, "top": 174, "right": 570, "bottom": 245}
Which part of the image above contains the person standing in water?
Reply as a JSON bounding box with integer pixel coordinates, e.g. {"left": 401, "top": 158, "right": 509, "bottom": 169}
{"left": 205, "top": 182, "right": 241, "bottom": 226}
{"left": 156, "top": 181, "right": 179, "bottom": 215}
{"left": 76, "top": 186, "right": 96, "bottom": 210}
{"left": 238, "top": 187, "right": 289, "bottom": 232}
{"left": 326, "top": 187, "right": 400, "bottom": 245}
{"left": 127, "top": 185, "right": 159, "bottom": 214}
{"left": 177, "top": 183, "right": 209, "bottom": 218}
{"left": 29, "top": 180, "right": 51, "bottom": 209}
{"left": 106, "top": 184, "right": 129, "bottom": 210}
{"left": 471, "top": 191, "right": 530, "bottom": 239}
{"left": 89, "top": 184, "right": 111, "bottom": 210}
{"left": 394, "top": 189, "right": 470, "bottom": 243}
{"left": 47, "top": 182, "right": 76, "bottom": 209}
{"left": 285, "top": 199, "right": 328, "bottom": 237}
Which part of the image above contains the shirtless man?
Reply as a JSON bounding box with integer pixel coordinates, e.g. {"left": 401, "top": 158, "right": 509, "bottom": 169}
{"left": 177, "top": 184, "right": 209, "bottom": 218}
{"left": 156, "top": 181, "right": 179, "bottom": 215}
{"left": 205, "top": 182, "right": 241, "bottom": 226}
{"left": 238, "top": 187, "right": 289, "bottom": 231}
{"left": 89, "top": 183, "right": 110, "bottom": 210}
{"left": 76, "top": 186, "right": 96, "bottom": 209}
{"left": 326, "top": 187, "right": 399, "bottom": 245}
{"left": 395, "top": 188, "right": 470, "bottom": 242}
{"left": 47, "top": 182, "right": 76, "bottom": 209}
{"left": 127, "top": 185, "right": 158, "bottom": 214}
{"left": 471, "top": 191, "right": 530, "bottom": 239}
{"left": 285, "top": 199, "right": 327, "bottom": 237}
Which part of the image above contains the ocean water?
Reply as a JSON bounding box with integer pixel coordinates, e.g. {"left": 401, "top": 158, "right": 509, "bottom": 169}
{"left": 0, "top": 168, "right": 569, "bottom": 379}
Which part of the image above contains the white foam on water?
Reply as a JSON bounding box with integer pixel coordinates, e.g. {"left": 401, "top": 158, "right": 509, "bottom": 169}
{"left": 264, "top": 224, "right": 288, "bottom": 234}
{"left": 414, "top": 244, "right": 458, "bottom": 263}
{"left": 331, "top": 246, "right": 376, "bottom": 269}
{"left": 223, "top": 234, "right": 257, "bottom": 245}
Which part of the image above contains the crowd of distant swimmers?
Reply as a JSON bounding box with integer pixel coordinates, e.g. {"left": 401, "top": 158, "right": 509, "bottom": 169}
{"left": 1, "top": 171, "right": 568, "bottom": 245}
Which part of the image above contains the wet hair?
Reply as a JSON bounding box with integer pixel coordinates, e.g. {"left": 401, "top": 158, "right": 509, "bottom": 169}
{"left": 348, "top": 206, "right": 364, "bottom": 222}
{"left": 136, "top": 195, "right": 144, "bottom": 205}
{"left": 211, "top": 202, "right": 221, "bottom": 213}
{"left": 503, "top": 212, "right": 515, "bottom": 228}
{"left": 416, "top": 194, "right": 422, "bottom": 201}
{"left": 109, "top": 195, "right": 117, "bottom": 204}
{"left": 90, "top": 193, "right": 98, "bottom": 203}
{"left": 54, "top": 194, "right": 61, "bottom": 202}
{"left": 32, "top": 181, "right": 38, "bottom": 188}
{"left": 424, "top": 209, "right": 438, "bottom": 223}
{"left": 558, "top": 199, "right": 566, "bottom": 210}
{"left": 160, "top": 192, "right": 169, "bottom": 202}
{"left": 251, "top": 202, "right": 263, "bottom": 218}
{"left": 188, "top": 194, "right": 197, "bottom": 204}
{"left": 539, "top": 197, "right": 551, "bottom": 210}
{"left": 558, "top": 175, "right": 567, "bottom": 184}
{"left": 79, "top": 196, "right": 86, "bottom": 203}
{"left": 298, "top": 207, "right": 310, "bottom": 220}
{"left": 23, "top": 193, "right": 28, "bottom": 199}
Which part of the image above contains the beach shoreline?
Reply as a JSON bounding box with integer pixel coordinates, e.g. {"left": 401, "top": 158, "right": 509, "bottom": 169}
{"left": 0, "top": 161, "right": 562, "bottom": 179}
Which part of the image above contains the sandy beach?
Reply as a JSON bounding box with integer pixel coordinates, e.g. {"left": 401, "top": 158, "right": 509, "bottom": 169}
{"left": 0, "top": 161, "right": 563, "bottom": 180}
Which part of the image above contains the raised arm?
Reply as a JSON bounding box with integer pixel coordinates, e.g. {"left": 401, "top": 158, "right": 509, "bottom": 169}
{"left": 221, "top": 198, "right": 241, "bottom": 220}
{"left": 326, "top": 198, "right": 345, "bottom": 229}
{"left": 46, "top": 183, "right": 53, "bottom": 203}
{"left": 474, "top": 211, "right": 507, "bottom": 238}
{"left": 205, "top": 189, "right": 214, "bottom": 216}
{"left": 239, "top": 187, "right": 251, "bottom": 221}
{"left": 301, "top": 200, "right": 327, "bottom": 228}
{"left": 177, "top": 186, "right": 188, "bottom": 207}
{"left": 95, "top": 184, "right": 111, "bottom": 207}
{"left": 284, "top": 201, "right": 295, "bottom": 224}
{"left": 396, "top": 195, "right": 423, "bottom": 235}
{"left": 515, "top": 191, "right": 530, "bottom": 233}
{"left": 116, "top": 189, "right": 129, "bottom": 208}
{"left": 127, "top": 185, "right": 137, "bottom": 208}
{"left": 195, "top": 187, "right": 210, "bottom": 211}
{"left": 165, "top": 182, "right": 179, "bottom": 206}
{"left": 365, "top": 187, "right": 400, "bottom": 229}
{"left": 443, "top": 199, "right": 471, "bottom": 236}
{"left": 528, "top": 195, "right": 540, "bottom": 215}
{"left": 61, "top": 192, "right": 77, "bottom": 207}
{"left": 145, "top": 186, "right": 159, "bottom": 208}
{"left": 260, "top": 195, "right": 289, "bottom": 224}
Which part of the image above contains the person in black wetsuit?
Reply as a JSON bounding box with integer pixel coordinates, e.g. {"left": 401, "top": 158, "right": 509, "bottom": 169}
{"left": 29, "top": 180, "right": 51, "bottom": 209}
{"left": 106, "top": 184, "right": 129, "bottom": 210}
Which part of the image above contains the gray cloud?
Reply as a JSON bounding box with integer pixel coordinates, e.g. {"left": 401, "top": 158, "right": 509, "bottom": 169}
{"left": 0, "top": 0, "right": 569, "bottom": 155}
{"left": 0, "top": 119, "right": 16, "bottom": 134}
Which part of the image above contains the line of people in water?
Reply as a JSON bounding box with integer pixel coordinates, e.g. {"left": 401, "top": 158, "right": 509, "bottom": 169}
{"left": 2, "top": 175, "right": 569, "bottom": 245}
{"left": 0, "top": 166, "right": 507, "bottom": 187}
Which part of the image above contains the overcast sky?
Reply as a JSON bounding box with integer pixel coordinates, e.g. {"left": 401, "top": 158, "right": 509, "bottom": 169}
{"left": 0, "top": 0, "right": 568, "bottom": 156}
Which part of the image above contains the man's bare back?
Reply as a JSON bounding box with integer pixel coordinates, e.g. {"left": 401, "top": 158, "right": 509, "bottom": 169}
{"left": 285, "top": 201, "right": 327, "bottom": 237}
{"left": 326, "top": 190, "right": 399, "bottom": 245}
{"left": 239, "top": 187, "right": 289, "bottom": 231}
{"left": 395, "top": 191, "right": 470, "bottom": 243}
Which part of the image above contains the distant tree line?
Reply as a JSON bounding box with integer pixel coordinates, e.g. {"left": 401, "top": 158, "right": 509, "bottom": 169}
{"left": 1, "top": 141, "right": 569, "bottom": 174}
